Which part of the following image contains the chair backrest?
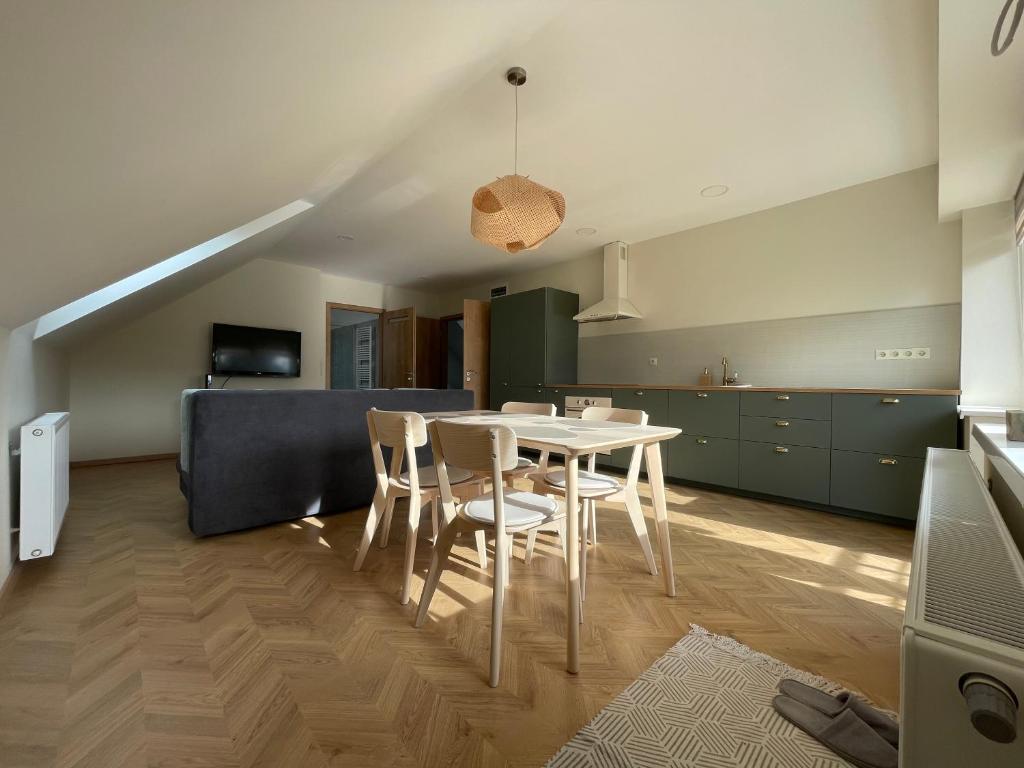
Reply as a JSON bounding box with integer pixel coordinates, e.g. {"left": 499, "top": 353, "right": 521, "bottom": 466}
{"left": 580, "top": 406, "right": 646, "bottom": 426}
{"left": 581, "top": 406, "right": 648, "bottom": 482}
{"left": 501, "top": 401, "right": 556, "bottom": 417}
{"left": 429, "top": 419, "right": 519, "bottom": 531}
{"left": 366, "top": 409, "right": 429, "bottom": 486}
{"left": 368, "top": 408, "right": 428, "bottom": 448}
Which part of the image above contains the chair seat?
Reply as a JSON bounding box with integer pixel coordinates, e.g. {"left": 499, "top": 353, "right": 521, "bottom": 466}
{"left": 505, "top": 456, "right": 538, "bottom": 474}
{"left": 398, "top": 465, "right": 473, "bottom": 488}
{"left": 462, "top": 491, "right": 559, "bottom": 527}
{"left": 543, "top": 468, "right": 621, "bottom": 492}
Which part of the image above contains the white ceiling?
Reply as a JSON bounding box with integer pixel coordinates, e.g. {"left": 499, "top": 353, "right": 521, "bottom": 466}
{"left": 0, "top": 1, "right": 943, "bottom": 329}
{"left": 938, "top": 0, "right": 1024, "bottom": 220}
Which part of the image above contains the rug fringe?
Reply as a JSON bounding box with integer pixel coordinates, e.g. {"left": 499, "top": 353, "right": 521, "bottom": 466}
{"left": 685, "top": 623, "right": 846, "bottom": 695}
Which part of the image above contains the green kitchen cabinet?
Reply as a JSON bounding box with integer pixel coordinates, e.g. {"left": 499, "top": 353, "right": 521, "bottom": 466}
{"left": 830, "top": 450, "right": 925, "bottom": 520}
{"left": 669, "top": 435, "right": 739, "bottom": 487}
{"left": 831, "top": 394, "right": 957, "bottom": 458}
{"left": 606, "top": 388, "right": 670, "bottom": 470}
{"left": 738, "top": 441, "right": 830, "bottom": 504}
{"left": 667, "top": 390, "right": 740, "bottom": 439}
{"left": 489, "top": 288, "right": 579, "bottom": 410}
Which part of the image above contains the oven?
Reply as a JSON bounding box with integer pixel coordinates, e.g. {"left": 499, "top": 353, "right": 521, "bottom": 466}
{"left": 564, "top": 395, "right": 613, "bottom": 418}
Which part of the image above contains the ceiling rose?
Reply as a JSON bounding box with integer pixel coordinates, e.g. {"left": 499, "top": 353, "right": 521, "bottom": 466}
{"left": 470, "top": 67, "right": 565, "bottom": 254}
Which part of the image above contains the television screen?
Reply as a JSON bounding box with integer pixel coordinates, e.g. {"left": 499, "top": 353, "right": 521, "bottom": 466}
{"left": 211, "top": 323, "right": 301, "bottom": 377}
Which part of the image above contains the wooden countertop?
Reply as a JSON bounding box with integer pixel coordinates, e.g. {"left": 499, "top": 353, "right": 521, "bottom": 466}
{"left": 551, "top": 383, "right": 961, "bottom": 396}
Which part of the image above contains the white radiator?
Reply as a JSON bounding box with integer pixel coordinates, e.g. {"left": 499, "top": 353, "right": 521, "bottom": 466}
{"left": 18, "top": 412, "right": 70, "bottom": 560}
{"left": 901, "top": 448, "right": 1024, "bottom": 766}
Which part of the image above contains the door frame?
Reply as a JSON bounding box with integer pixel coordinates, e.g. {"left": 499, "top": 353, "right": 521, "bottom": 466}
{"left": 325, "top": 302, "right": 383, "bottom": 389}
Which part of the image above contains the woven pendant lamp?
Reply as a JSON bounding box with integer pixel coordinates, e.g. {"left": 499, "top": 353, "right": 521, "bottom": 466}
{"left": 470, "top": 68, "right": 565, "bottom": 253}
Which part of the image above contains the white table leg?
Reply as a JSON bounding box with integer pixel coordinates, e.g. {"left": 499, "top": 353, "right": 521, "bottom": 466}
{"left": 644, "top": 441, "right": 676, "bottom": 597}
{"left": 565, "top": 453, "right": 580, "bottom": 674}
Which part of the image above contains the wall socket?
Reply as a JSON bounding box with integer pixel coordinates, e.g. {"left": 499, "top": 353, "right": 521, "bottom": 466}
{"left": 875, "top": 347, "right": 930, "bottom": 360}
{"left": 648, "top": 357, "right": 658, "bottom": 366}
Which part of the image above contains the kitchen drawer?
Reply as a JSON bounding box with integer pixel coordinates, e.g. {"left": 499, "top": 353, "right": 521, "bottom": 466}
{"left": 738, "top": 441, "right": 829, "bottom": 503}
{"left": 830, "top": 450, "right": 924, "bottom": 520}
{"left": 504, "top": 385, "right": 549, "bottom": 406}
{"left": 668, "top": 435, "right": 739, "bottom": 487}
{"left": 832, "top": 394, "right": 957, "bottom": 458}
{"left": 740, "top": 391, "right": 831, "bottom": 420}
{"left": 668, "top": 390, "right": 740, "bottom": 439}
{"left": 740, "top": 415, "right": 831, "bottom": 449}
{"left": 613, "top": 388, "right": 670, "bottom": 424}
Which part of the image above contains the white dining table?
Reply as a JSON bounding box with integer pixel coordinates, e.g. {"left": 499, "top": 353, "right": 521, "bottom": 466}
{"left": 423, "top": 410, "right": 681, "bottom": 674}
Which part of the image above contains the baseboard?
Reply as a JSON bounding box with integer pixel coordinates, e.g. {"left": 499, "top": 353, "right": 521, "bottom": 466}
{"left": 0, "top": 562, "right": 22, "bottom": 617}
{"left": 71, "top": 452, "right": 178, "bottom": 468}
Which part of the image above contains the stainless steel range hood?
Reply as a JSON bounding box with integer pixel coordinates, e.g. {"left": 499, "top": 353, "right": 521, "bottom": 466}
{"left": 573, "top": 241, "right": 643, "bottom": 323}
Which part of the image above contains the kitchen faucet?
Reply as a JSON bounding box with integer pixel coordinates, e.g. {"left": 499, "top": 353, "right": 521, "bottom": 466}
{"left": 721, "top": 356, "right": 740, "bottom": 386}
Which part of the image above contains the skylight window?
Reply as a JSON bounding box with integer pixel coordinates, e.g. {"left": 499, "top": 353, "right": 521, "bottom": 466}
{"left": 33, "top": 199, "right": 314, "bottom": 339}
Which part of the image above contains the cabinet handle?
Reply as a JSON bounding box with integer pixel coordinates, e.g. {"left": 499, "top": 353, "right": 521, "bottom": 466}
{"left": 776, "top": 394, "right": 790, "bottom": 401}
{"left": 775, "top": 420, "right": 790, "bottom": 427}
{"left": 774, "top": 446, "right": 789, "bottom": 453}
{"left": 635, "top": 390, "right": 644, "bottom": 396}
{"left": 881, "top": 397, "right": 900, "bottom": 404}
{"left": 697, "top": 392, "right": 709, "bottom": 398}
{"left": 696, "top": 437, "right": 708, "bottom": 445}
{"left": 879, "top": 457, "right": 899, "bottom": 465}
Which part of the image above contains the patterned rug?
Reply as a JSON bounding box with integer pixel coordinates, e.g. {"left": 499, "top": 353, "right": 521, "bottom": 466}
{"left": 546, "top": 625, "right": 858, "bottom": 767}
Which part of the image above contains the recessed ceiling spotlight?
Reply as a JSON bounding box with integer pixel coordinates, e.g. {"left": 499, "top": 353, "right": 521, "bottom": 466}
{"left": 700, "top": 185, "right": 729, "bottom": 198}
{"left": 336, "top": 234, "right": 355, "bottom": 241}
{"left": 575, "top": 226, "right": 597, "bottom": 236}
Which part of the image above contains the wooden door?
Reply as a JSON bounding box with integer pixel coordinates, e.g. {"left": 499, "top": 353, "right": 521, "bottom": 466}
{"left": 381, "top": 307, "right": 416, "bottom": 388}
{"left": 462, "top": 299, "right": 490, "bottom": 409}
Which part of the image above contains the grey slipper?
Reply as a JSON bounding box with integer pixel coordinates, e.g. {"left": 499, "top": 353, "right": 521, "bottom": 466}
{"left": 778, "top": 679, "right": 900, "bottom": 747}
{"left": 773, "top": 695, "right": 898, "bottom": 768}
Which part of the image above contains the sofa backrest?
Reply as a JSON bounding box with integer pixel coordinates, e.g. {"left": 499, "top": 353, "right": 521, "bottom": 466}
{"left": 180, "top": 388, "right": 475, "bottom": 536}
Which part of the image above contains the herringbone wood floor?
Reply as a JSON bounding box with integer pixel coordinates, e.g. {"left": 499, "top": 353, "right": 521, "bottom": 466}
{"left": 0, "top": 460, "right": 912, "bottom": 768}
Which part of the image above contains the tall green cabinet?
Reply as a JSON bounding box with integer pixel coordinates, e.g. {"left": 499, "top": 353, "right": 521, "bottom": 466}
{"left": 490, "top": 288, "right": 579, "bottom": 409}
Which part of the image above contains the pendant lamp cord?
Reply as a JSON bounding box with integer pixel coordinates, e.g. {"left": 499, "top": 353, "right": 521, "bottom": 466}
{"left": 993, "top": 0, "right": 1023, "bottom": 56}
{"left": 513, "top": 82, "right": 519, "bottom": 176}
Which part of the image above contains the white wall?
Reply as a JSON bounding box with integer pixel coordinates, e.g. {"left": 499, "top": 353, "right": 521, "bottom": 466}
{"left": 960, "top": 201, "right": 1023, "bottom": 407}
{"left": 68, "top": 258, "right": 438, "bottom": 461}
{"left": 0, "top": 322, "right": 69, "bottom": 592}
{"left": 5, "top": 322, "right": 70, "bottom": 445}
{"left": 442, "top": 166, "right": 962, "bottom": 337}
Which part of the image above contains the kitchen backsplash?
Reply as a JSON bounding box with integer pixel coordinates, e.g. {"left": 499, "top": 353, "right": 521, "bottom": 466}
{"left": 578, "top": 303, "right": 960, "bottom": 389}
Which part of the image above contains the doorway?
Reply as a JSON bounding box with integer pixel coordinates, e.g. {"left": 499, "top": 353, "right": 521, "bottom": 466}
{"left": 326, "top": 303, "right": 381, "bottom": 389}
{"left": 442, "top": 316, "right": 465, "bottom": 389}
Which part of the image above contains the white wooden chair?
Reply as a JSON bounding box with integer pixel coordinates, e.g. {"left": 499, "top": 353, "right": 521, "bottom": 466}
{"left": 415, "top": 419, "right": 565, "bottom": 687}
{"left": 529, "top": 405, "right": 658, "bottom": 600}
{"left": 353, "top": 408, "right": 478, "bottom": 605}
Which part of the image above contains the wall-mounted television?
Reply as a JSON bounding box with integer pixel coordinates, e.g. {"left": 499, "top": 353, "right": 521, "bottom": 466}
{"left": 210, "top": 323, "right": 301, "bottom": 377}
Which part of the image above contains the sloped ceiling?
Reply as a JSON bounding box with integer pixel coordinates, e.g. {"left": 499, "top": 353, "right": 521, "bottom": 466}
{"left": 1, "top": 1, "right": 944, "bottom": 330}
{"left": 0, "top": 0, "right": 564, "bottom": 328}
{"left": 938, "top": 0, "right": 1024, "bottom": 220}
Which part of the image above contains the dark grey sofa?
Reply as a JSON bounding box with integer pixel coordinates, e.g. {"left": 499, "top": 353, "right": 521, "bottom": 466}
{"left": 178, "top": 388, "right": 474, "bottom": 536}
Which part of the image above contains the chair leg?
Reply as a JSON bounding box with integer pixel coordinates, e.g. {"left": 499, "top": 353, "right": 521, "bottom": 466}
{"left": 624, "top": 489, "right": 658, "bottom": 576}
{"left": 379, "top": 495, "right": 397, "bottom": 548}
{"left": 400, "top": 492, "right": 423, "bottom": 605}
{"left": 430, "top": 497, "right": 439, "bottom": 543}
{"left": 490, "top": 527, "right": 508, "bottom": 687}
{"left": 415, "top": 521, "right": 460, "bottom": 628}
{"left": 580, "top": 500, "right": 589, "bottom": 602}
{"left": 524, "top": 529, "right": 538, "bottom": 564}
{"left": 590, "top": 503, "right": 597, "bottom": 546}
{"left": 475, "top": 530, "right": 488, "bottom": 569}
{"left": 354, "top": 486, "right": 386, "bottom": 571}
